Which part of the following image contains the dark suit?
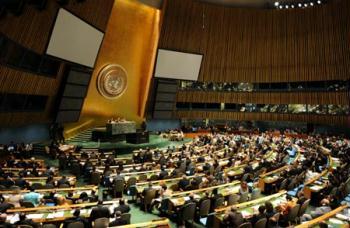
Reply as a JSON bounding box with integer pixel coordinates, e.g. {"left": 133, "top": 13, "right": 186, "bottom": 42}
{"left": 0, "top": 221, "right": 14, "bottom": 228}
{"left": 178, "top": 179, "right": 190, "bottom": 190}
{"left": 57, "top": 178, "right": 69, "bottom": 186}
{"left": 63, "top": 216, "right": 89, "bottom": 228}
{"left": 15, "top": 219, "right": 39, "bottom": 228}
{"left": 114, "top": 204, "right": 130, "bottom": 214}
{"left": 15, "top": 178, "right": 28, "bottom": 188}
{"left": 159, "top": 170, "right": 168, "bottom": 180}
{"left": 0, "top": 202, "right": 14, "bottom": 213}
{"left": 89, "top": 205, "right": 111, "bottom": 223}
{"left": 109, "top": 217, "right": 128, "bottom": 226}
{"left": 251, "top": 213, "right": 266, "bottom": 225}
{"left": 223, "top": 211, "right": 244, "bottom": 227}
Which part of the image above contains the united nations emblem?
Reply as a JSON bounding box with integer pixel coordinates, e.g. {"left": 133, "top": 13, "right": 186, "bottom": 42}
{"left": 97, "top": 64, "right": 127, "bottom": 99}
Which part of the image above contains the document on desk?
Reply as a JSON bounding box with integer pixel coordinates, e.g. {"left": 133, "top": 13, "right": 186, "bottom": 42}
{"left": 9, "top": 214, "right": 20, "bottom": 224}
{"left": 53, "top": 211, "right": 65, "bottom": 217}
{"left": 310, "top": 185, "right": 323, "bottom": 191}
{"left": 27, "top": 214, "right": 44, "bottom": 219}
{"left": 241, "top": 210, "right": 251, "bottom": 218}
{"left": 46, "top": 214, "right": 54, "bottom": 219}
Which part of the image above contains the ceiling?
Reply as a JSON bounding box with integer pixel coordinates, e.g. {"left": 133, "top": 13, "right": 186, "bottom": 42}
{"left": 200, "top": 0, "right": 269, "bottom": 8}
{"left": 138, "top": 0, "right": 328, "bottom": 9}
{"left": 198, "top": 0, "right": 322, "bottom": 8}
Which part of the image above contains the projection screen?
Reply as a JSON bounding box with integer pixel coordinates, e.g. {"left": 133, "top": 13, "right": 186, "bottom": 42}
{"left": 155, "top": 49, "right": 203, "bottom": 81}
{"left": 46, "top": 8, "right": 104, "bottom": 68}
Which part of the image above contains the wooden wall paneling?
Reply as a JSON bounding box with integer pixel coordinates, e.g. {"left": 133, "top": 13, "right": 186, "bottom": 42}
{"left": 159, "top": 0, "right": 350, "bottom": 83}
{"left": 0, "top": 0, "right": 115, "bottom": 126}
{"left": 0, "top": 65, "right": 63, "bottom": 96}
{"left": 0, "top": 0, "right": 114, "bottom": 53}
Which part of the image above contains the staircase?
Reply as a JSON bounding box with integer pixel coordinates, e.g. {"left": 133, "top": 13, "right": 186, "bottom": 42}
{"left": 66, "top": 128, "right": 94, "bottom": 144}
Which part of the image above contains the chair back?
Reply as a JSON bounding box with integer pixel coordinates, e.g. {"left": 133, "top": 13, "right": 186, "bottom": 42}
{"left": 150, "top": 175, "right": 159, "bottom": 181}
{"left": 71, "top": 162, "right": 81, "bottom": 176}
{"left": 144, "top": 189, "right": 156, "bottom": 205}
{"left": 125, "top": 159, "right": 133, "bottom": 165}
{"left": 330, "top": 187, "right": 338, "bottom": 196}
{"left": 241, "top": 173, "right": 250, "bottom": 182}
{"left": 138, "top": 174, "right": 148, "bottom": 182}
{"left": 254, "top": 218, "right": 267, "bottom": 228}
{"left": 199, "top": 199, "right": 211, "bottom": 217}
{"left": 205, "top": 213, "right": 215, "bottom": 227}
{"left": 90, "top": 172, "right": 101, "bottom": 185}
{"left": 169, "top": 183, "right": 179, "bottom": 191}
{"left": 268, "top": 212, "right": 280, "bottom": 227}
{"left": 213, "top": 197, "right": 225, "bottom": 209}
{"left": 238, "top": 222, "right": 252, "bottom": 228}
{"left": 114, "top": 179, "right": 125, "bottom": 193}
{"left": 59, "top": 184, "right": 70, "bottom": 188}
{"left": 179, "top": 162, "right": 186, "bottom": 173}
{"left": 20, "top": 201, "right": 35, "bottom": 208}
{"left": 181, "top": 202, "right": 196, "bottom": 221}
{"left": 67, "top": 221, "right": 84, "bottom": 228}
{"left": 227, "top": 194, "right": 240, "bottom": 205}
{"left": 93, "top": 217, "right": 109, "bottom": 228}
{"left": 298, "top": 199, "right": 310, "bottom": 217}
{"left": 121, "top": 213, "right": 131, "bottom": 224}
{"left": 126, "top": 177, "right": 137, "bottom": 189}
{"left": 287, "top": 204, "right": 300, "bottom": 223}
{"left": 31, "top": 183, "right": 43, "bottom": 190}
{"left": 287, "top": 178, "right": 298, "bottom": 190}
{"left": 9, "top": 185, "right": 21, "bottom": 190}
{"left": 239, "top": 192, "right": 249, "bottom": 203}
{"left": 45, "top": 183, "right": 54, "bottom": 189}
{"left": 279, "top": 179, "right": 288, "bottom": 191}
{"left": 250, "top": 189, "right": 261, "bottom": 200}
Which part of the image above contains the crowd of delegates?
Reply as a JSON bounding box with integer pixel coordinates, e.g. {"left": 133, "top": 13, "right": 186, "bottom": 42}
{"left": 0, "top": 199, "right": 130, "bottom": 227}
{"left": 54, "top": 132, "right": 349, "bottom": 225}
{"left": 0, "top": 131, "right": 349, "bottom": 227}
{"left": 0, "top": 142, "right": 33, "bottom": 158}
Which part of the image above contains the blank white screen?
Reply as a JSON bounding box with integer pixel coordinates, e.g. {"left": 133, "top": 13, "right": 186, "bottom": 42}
{"left": 155, "top": 49, "right": 203, "bottom": 81}
{"left": 46, "top": 8, "right": 104, "bottom": 68}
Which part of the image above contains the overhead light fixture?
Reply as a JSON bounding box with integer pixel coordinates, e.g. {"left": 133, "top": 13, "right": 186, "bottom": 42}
{"left": 274, "top": 1, "right": 280, "bottom": 7}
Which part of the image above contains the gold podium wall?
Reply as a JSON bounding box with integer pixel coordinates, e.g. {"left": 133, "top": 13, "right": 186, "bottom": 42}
{"left": 65, "top": 0, "right": 161, "bottom": 138}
